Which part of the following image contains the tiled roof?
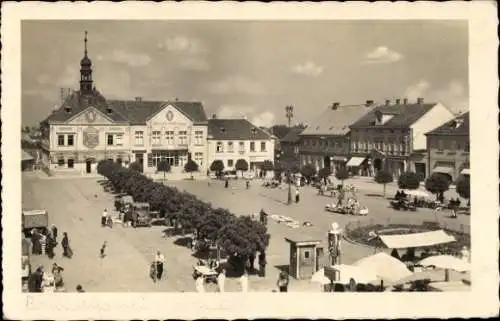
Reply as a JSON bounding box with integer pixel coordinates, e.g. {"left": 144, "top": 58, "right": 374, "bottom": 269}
{"left": 208, "top": 119, "right": 273, "bottom": 140}
{"left": 269, "top": 125, "right": 293, "bottom": 140}
{"left": 300, "top": 104, "right": 371, "bottom": 136}
{"left": 281, "top": 127, "right": 305, "bottom": 143}
{"left": 350, "top": 102, "right": 436, "bottom": 129}
{"left": 425, "top": 112, "right": 469, "bottom": 136}
{"left": 43, "top": 90, "right": 208, "bottom": 124}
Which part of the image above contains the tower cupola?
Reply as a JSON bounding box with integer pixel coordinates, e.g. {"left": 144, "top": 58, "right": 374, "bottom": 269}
{"left": 79, "top": 31, "right": 93, "bottom": 94}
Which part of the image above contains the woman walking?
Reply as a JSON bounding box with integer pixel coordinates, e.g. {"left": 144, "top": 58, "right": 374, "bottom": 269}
{"left": 155, "top": 250, "right": 165, "bottom": 280}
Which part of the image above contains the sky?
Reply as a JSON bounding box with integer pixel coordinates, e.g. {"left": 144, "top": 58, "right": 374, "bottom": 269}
{"left": 22, "top": 20, "right": 469, "bottom": 127}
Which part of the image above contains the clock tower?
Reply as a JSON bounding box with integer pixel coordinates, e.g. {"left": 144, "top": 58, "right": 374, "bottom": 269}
{"left": 80, "top": 31, "right": 93, "bottom": 94}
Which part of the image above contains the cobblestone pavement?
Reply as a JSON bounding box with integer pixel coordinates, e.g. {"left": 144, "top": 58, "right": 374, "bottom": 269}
{"left": 22, "top": 173, "right": 469, "bottom": 292}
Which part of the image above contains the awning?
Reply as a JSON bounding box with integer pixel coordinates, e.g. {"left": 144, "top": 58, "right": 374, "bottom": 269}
{"left": 460, "top": 168, "right": 470, "bottom": 175}
{"left": 331, "top": 156, "right": 348, "bottom": 162}
{"left": 353, "top": 252, "right": 413, "bottom": 283}
{"left": 432, "top": 166, "right": 453, "bottom": 175}
{"left": 22, "top": 151, "right": 34, "bottom": 161}
{"left": 379, "top": 230, "right": 456, "bottom": 249}
{"left": 346, "top": 157, "right": 366, "bottom": 167}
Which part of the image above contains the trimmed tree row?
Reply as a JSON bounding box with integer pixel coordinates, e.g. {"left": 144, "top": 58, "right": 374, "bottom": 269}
{"left": 97, "top": 160, "right": 270, "bottom": 260}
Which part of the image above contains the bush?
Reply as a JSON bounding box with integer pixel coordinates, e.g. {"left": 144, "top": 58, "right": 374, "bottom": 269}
{"left": 184, "top": 159, "right": 199, "bottom": 175}
{"left": 318, "top": 167, "right": 332, "bottom": 184}
{"left": 129, "top": 161, "right": 143, "bottom": 173}
{"left": 456, "top": 175, "right": 470, "bottom": 200}
{"left": 374, "top": 170, "right": 393, "bottom": 196}
{"left": 210, "top": 160, "right": 225, "bottom": 178}
{"left": 97, "top": 159, "right": 269, "bottom": 258}
{"left": 425, "top": 173, "right": 451, "bottom": 200}
{"left": 335, "top": 168, "right": 349, "bottom": 185}
{"left": 300, "top": 163, "right": 317, "bottom": 181}
{"left": 235, "top": 159, "right": 249, "bottom": 177}
{"left": 397, "top": 172, "right": 420, "bottom": 190}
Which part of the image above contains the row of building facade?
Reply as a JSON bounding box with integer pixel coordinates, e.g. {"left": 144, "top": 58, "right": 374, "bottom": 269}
{"left": 38, "top": 34, "right": 275, "bottom": 177}
{"left": 278, "top": 99, "right": 470, "bottom": 182}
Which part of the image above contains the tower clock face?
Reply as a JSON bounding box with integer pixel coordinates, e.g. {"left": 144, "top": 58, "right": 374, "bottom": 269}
{"left": 166, "top": 110, "right": 174, "bottom": 121}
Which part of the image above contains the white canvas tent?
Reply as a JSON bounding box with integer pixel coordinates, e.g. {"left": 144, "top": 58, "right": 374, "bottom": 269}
{"left": 354, "top": 252, "right": 413, "bottom": 283}
{"left": 379, "top": 230, "right": 456, "bottom": 249}
{"left": 403, "top": 190, "right": 430, "bottom": 198}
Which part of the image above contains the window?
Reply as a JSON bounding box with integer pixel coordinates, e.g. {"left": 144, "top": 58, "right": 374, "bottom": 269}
{"left": 134, "top": 131, "right": 144, "bottom": 145}
{"left": 194, "top": 130, "right": 204, "bottom": 145}
{"left": 115, "top": 134, "right": 123, "bottom": 146}
{"left": 67, "top": 159, "right": 74, "bottom": 168}
{"left": 165, "top": 131, "right": 174, "bottom": 145}
{"left": 239, "top": 142, "right": 245, "bottom": 152}
{"left": 57, "top": 158, "right": 65, "bottom": 167}
{"left": 178, "top": 131, "right": 188, "bottom": 145}
{"left": 194, "top": 152, "right": 203, "bottom": 166}
{"left": 464, "top": 142, "right": 470, "bottom": 153}
{"left": 449, "top": 140, "right": 456, "bottom": 151}
{"left": 67, "top": 135, "right": 74, "bottom": 146}
{"left": 216, "top": 142, "right": 224, "bottom": 153}
{"left": 227, "top": 141, "right": 234, "bottom": 153}
{"left": 57, "top": 135, "right": 65, "bottom": 146}
{"left": 304, "top": 250, "right": 310, "bottom": 259}
{"left": 437, "top": 140, "right": 444, "bottom": 151}
{"left": 147, "top": 151, "right": 180, "bottom": 168}
{"left": 107, "top": 134, "right": 114, "bottom": 146}
{"left": 228, "top": 159, "right": 234, "bottom": 167}
{"left": 260, "top": 142, "right": 266, "bottom": 152}
{"left": 250, "top": 142, "right": 255, "bottom": 152}
{"left": 152, "top": 131, "right": 161, "bottom": 145}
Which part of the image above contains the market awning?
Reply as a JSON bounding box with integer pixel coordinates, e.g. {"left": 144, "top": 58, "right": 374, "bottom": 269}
{"left": 379, "top": 230, "right": 456, "bottom": 249}
{"left": 22, "top": 151, "right": 34, "bottom": 161}
{"left": 460, "top": 168, "right": 470, "bottom": 175}
{"left": 346, "top": 157, "right": 366, "bottom": 167}
{"left": 432, "top": 166, "right": 453, "bottom": 175}
{"left": 331, "top": 156, "right": 348, "bottom": 162}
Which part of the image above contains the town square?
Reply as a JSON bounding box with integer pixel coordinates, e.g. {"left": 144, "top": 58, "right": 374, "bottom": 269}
{"left": 18, "top": 19, "right": 474, "bottom": 294}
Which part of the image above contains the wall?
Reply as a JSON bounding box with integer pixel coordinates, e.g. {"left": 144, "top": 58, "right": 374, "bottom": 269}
{"left": 411, "top": 102, "right": 455, "bottom": 150}
{"left": 427, "top": 134, "right": 469, "bottom": 180}
{"left": 207, "top": 139, "right": 275, "bottom": 172}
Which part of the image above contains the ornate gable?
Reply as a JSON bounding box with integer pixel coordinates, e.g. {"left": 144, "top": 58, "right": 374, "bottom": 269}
{"left": 67, "top": 107, "right": 115, "bottom": 125}
{"left": 149, "top": 104, "right": 192, "bottom": 126}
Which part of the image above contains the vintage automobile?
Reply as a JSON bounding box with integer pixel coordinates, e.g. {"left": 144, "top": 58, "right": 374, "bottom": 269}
{"left": 390, "top": 199, "right": 417, "bottom": 211}
{"left": 131, "top": 202, "right": 153, "bottom": 227}
{"left": 114, "top": 195, "right": 134, "bottom": 212}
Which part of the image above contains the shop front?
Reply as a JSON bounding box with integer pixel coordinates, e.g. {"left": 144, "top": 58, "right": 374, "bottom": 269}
{"left": 146, "top": 149, "right": 189, "bottom": 173}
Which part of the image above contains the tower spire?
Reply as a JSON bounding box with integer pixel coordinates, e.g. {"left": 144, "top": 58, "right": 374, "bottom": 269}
{"left": 80, "top": 30, "right": 93, "bottom": 94}
{"left": 84, "top": 30, "right": 88, "bottom": 56}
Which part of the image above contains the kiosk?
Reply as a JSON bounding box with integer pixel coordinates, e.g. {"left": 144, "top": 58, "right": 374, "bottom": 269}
{"left": 285, "top": 233, "right": 325, "bottom": 280}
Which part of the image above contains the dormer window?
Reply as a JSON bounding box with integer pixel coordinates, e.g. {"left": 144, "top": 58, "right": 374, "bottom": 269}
{"left": 220, "top": 127, "right": 226, "bottom": 133}
{"left": 251, "top": 128, "right": 257, "bottom": 134}
{"left": 106, "top": 108, "right": 113, "bottom": 114}
{"left": 65, "top": 107, "right": 71, "bottom": 113}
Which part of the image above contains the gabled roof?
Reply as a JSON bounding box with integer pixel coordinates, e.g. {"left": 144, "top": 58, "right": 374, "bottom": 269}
{"left": 425, "top": 112, "right": 469, "bottom": 136}
{"left": 208, "top": 119, "right": 273, "bottom": 140}
{"left": 42, "top": 90, "right": 208, "bottom": 125}
{"left": 269, "top": 125, "right": 293, "bottom": 140}
{"left": 281, "top": 126, "right": 305, "bottom": 143}
{"left": 300, "top": 104, "right": 371, "bottom": 136}
{"left": 350, "top": 102, "right": 436, "bottom": 129}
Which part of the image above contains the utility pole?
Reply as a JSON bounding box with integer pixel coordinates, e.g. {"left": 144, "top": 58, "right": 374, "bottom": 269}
{"left": 285, "top": 105, "right": 294, "bottom": 205}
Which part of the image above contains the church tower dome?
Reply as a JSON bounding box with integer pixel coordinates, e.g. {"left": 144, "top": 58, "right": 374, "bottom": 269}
{"left": 80, "top": 31, "right": 93, "bottom": 94}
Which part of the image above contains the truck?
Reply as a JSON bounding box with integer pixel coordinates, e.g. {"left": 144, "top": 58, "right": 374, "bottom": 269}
{"left": 22, "top": 209, "right": 48, "bottom": 233}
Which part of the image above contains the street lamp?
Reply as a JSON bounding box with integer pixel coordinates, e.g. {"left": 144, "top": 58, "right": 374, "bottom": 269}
{"left": 285, "top": 105, "right": 294, "bottom": 205}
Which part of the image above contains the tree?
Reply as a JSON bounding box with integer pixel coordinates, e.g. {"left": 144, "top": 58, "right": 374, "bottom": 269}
{"left": 184, "top": 157, "right": 199, "bottom": 180}
{"left": 318, "top": 167, "right": 332, "bottom": 184}
{"left": 335, "top": 167, "right": 350, "bottom": 186}
{"left": 129, "top": 161, "right": 143, "bottom": 173}
{"left": 210, "top": 160, "right": 225, "bottom": 179}
{"left": 397, "top": 172, "right": 420, "bottom": 190}
{"left": 273, "top": 162, "right": 285, "bottom": 180}
{"left": 235, "top": 159, "right": 249, "bottom": 178}
{"left": 157, "top": 160, "right": 171, "bottom": 182}
{"left": 300, "top": 163, "right": 317, "bottom": 181}
{"left": 260, "top": 160, "right": 274, "bottom": 178}
{"left": 374, "top": 170, "right": 394, "bottom": 197}
{"left": 425, "top": 173, "right": 451, "bottom": 201}
{"left": 456, "top": 175, "right": 470, "bottom": 201}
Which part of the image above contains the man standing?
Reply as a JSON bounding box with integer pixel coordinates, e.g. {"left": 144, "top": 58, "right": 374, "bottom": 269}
{"left": 258, "top": 252, "right": 267, "bottom": 277}
{"left": 100, "top": 241, "right": 107, "bottom": 259}
{"left": 155, "top": 250, "right": 165, "bottom": 280}
{"left": 61, "top": 232, "right": 72, "bottom": 258}
{"left": 101, "top": 209, "right": 108, "bottom": 227}
{"left": 295, "top": 188, "right": 300, "bottom": 203}
{"left": 51, "top": 224, "right": 58, "bottom": 243}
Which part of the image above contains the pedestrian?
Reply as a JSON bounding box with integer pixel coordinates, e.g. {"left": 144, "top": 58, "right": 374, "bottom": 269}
{"left": 45, "top": 232, "right": 56, "bottom": 259}
{"left": 106, "top": 212, "right": 113, "bottom": 228}
{"left": 101, "top": 209, "right": 108, "bottom": 227}
{"left": 76, "top": 284, "right": 85, "bottom": 293}
{"left": 258, "top": 252, "right": 267, "bottom": 277}
{"left": 149, "top": 261, "right": 157, "bottom": 283}
{"left": 277, "top": 271, "right": 289, "bottom": 292}
{"left": 61, "top": 232, "right": 72, "bottom": 258}
{"left": 31, "top": 229, "right": 42, "bottom": 255}
{"left": 195, "top": 273, "right": 205, "bottom": 292}
{"left": 51, "top": 224, "right": 58, "bottom": 243}
{"left": 217, "top": 266, "right": 226, "bottom": 293}
{"left": 246, "top": 180, "right": 250, "bottom": 189}
{"left": 248, "top": 253, "right": 256, "bottom": 271}
{"left": 28, "top": 266, "right": 44, "bottom": 293}
{"left": 52, "top": 263, "right": 65, "bottom": 289}
{"left": 155, "top": 250, "right": 165, "bottom": 280}
{"left": 240, "top": 269, "right": 249, "bottom": 292}
{"left": 295, "top": 189, "right": 300, "bottom": 203}
{"left": 100, "top": 241, "right": 107, "bottom": 258}
{"left": 224, "top": 179, "right": 229, "bottom": 189}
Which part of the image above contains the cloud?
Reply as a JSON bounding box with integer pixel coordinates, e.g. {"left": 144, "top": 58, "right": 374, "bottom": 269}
{"left": 179, "top": 57, "right": 210, "bottom": 71}
{"left": 251, "top": 111, "right": 276, "bottom": 128}
{"left": 158, "top": 35, "right": 207, "bottom": 55}
{"left": 208, "top": 76, "right": 267, "bottom": 95}
{"left": 363, "top": 46, "right": 403, "bottom": 64}
{"left": 291, "top": 60, "right": 324, "bottom": 77}
{"left": 403, "top": 79, "right": 468, "bottom": 114}
{"left": 98, "top": 49, "right": 152, "bottom": 67}
{"left": 404, "top": 80, "right": 431, "bottom": 101}
{"left": 36, "top": 66, "right": 78, "bottom": 88}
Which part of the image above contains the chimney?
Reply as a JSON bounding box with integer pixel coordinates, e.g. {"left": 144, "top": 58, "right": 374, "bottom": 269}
{"left": 395, "top": 99, "right": 401, "bottom": 104}
{"left": 65, "top": 106, "right": 71, "bottom": 113}
{"left": 212, "top": 114, "right": 217, "bottom": 119}
{"left": 365, "top": 100, "right": 374, "bottom": 106}
{"left": 175, "top": 97, "right": 179, "bottom": 101}
{"left": 332, "top": 102, "right": 340, "bottom": 110}
{"left": 385, "top": 99, "right": 390, "bottom": 106}
{"left": 417, "top": 97, "right": 424, "bottom": 104}
{"left": 403, "top": 98, "right": 408, "bottom": 104}
{"left": 135, "top": 96, "right": 142, "bottom": 101}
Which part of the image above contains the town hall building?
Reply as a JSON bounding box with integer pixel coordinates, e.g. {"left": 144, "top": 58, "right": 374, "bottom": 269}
{"left": 40, "top": 32, "right": 209, "bottom": 177}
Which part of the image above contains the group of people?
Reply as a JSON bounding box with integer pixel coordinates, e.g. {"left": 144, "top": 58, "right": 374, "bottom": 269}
{"left": 27, "top": 262, "right": 65, "bottom": 293}
{"left": 149, "top": 250, "right": 166, "bottom": 282}
{"left": 193, "top": 259, "right": 227, "bottom": 292}
{"left": 29, "top": 225, "right": 72, "bottom": 259}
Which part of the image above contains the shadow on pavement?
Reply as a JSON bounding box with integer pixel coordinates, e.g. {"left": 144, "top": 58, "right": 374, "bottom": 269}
{"left": 258, "top": 193, "right": 288, "bottom": 205}
{"left": 365, "top": 193, "right": 384, "bottom": 198}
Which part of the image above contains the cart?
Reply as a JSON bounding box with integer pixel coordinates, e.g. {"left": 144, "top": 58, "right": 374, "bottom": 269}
{"left": 193, "top": 265, "right": 218, "bottom": 284}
